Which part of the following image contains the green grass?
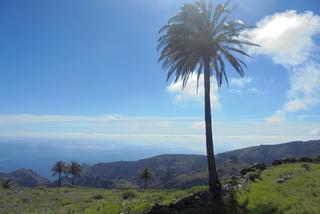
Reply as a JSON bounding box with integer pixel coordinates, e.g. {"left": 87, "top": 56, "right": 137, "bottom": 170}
{"left": 0, "top": 185, "right": 207, "bottom": 214}
{"left": 1, "top": 163, "right": 320, "bottom": 214}
{"left": 237, "top": 163, "right": 320, "bottom": 214}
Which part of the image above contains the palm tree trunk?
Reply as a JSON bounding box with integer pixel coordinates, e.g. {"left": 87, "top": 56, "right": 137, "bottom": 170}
{"left": 144, "top": 179, "right": 147, "bottom": 190}
{"left": 203, "top": 58, "right": 221, "bottom": 197}
{"left": 58, "top": 172, "right": 61, "bottom": 187}
{"left": 72, "top": 175, "right": 75, "bottom": 186}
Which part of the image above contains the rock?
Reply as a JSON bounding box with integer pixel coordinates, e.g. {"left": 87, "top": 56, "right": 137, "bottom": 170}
{"left": 241, "top": 163, "right": 266, "bottom": 176}
{"left": 146, "top": 203, "right": 174, "bottom": 214}
{"left": 240, "top": 168, "right": 255, "bottom": 176}
{"left": 145, "top": 191, "right": 214, "bottom": 214}
{"left": 253, "top": 163, "right": 266, "bottom": 170}
{"left": 276, "top": 178, "right": 285, "bottom": 183}
{"left": 223, "top": 183, "right": 234, "bottom": 192}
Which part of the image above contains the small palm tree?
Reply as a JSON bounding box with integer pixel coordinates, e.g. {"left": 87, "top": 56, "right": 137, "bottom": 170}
{"left": 139, "top": 167, "right": 153, "bottom": 190}
{"left": 158, "top": 0, "right": 258, "bottom": 197}
{"left": 1, "top": 178, "right": 15, "bottom": 189}
{"left": 69, "top": 161, "right": 82, "bottom": 186}
{"left": 52, "top": 161, "right": 69, "bottom": 187}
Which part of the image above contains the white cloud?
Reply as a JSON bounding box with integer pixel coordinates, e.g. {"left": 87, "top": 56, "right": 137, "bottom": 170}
{"left": 247, "top": 10, "right": 320, "bottom": 122}
{"left": 0, "top": 114, "right": 123, "bottom": 124}
{"left": 310, "top": 128, "right": 320, "bottom": 136}
{"left": 247, "top": 87, "right": 258, "bottom": 93}
{"left": 167, "top": 73, "right": 221, "bottom": 110}
{"left": 230, "top": 77, "right": 253, "bottom": 89}
{"left": 266, "top": 110, "right": 286, "bottom": 125}
{"left": 248, "top": 10, "right": 320, "bottom": 67}
{"left": 190, "top": 121, "right": 205, "bottom": 130}
{"left": 284, "top": 63, "right": 320, "bottom": 112}
{"left": 0, "top": 113, "right": 319, "bottom": 153}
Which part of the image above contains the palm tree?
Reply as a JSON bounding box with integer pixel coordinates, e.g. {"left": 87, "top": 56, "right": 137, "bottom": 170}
{"left": 1, "top": 178, "right": 15, "bottom": 189}
{"left": 52, "top": 161, "right": 69, "bottom": 187}
{"left": 69, "top": 161, "right": 82, "bottom": 186}
{"left": 158, "top": 0, "right": 258, "bottom": 197}
{"left": 139, "top": 167, "right": 153, "bottom": 190}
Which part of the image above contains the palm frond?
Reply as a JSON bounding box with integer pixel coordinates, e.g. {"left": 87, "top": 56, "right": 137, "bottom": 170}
{"left": 158, "top": 0, "right": 258, "bottom": 89}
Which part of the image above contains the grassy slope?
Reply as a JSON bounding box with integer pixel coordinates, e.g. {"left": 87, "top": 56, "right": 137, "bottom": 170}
{"left": 0, "top": 186, "right": 206, "bottom": 214}
{"left": 237, "top": 163, "right": 320, "bottom": 214}
{"left": 1, "top": 163, "right": 319, "bottom": 214}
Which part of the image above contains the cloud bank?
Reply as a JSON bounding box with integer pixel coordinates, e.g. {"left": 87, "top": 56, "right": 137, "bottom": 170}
{"left": 0, "top": 113, "right": 319, "bottom": 153}
{"left": 247, "top": 10, "right": 320, "bottom": 124}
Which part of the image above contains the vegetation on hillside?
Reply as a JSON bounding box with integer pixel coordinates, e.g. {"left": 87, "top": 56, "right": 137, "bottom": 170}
{"left": 52, "top": 161, "right": 69, "bottom": 187}
{"left": 0, "top": 178, "right": 15, "bottom": 189}
{"left": 139, "top": 168, "right": 153, "bottom": 190}
{"left": 69, "top": 161, "right": 82, "bottom": 186}
{"left": 237, "top": 163, "right": 320, "bottom": 214}
{"left": 1, "top": 162, "right": 319, "bottom": 213}
{"left": 0, "top": 186, "right": 205, "bottom": 214}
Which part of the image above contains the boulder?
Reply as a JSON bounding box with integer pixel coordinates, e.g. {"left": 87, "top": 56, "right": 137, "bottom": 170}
{"left": 145, "top": 191, "right": 214, "bottom": 214}
{"left": 240, "top": 163, "right": 266, "bottom": 176}
{"left": 240, "top": 168, "right": 255, "bottom": 176}
{"left": 253, "top": 163, "right": 266, "bottom": 170}
{"left": 276, "top": 178, "right": 285, "bottom": 183}
{"left": 223, "top": 183, "right": 234, "bottom": 192}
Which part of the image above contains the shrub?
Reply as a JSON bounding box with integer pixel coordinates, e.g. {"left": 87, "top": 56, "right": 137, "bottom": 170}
{"left": 301, "top": 163, "right": 311, "bottom": 171}
{"left": 247, "top": 171, "right": 261, "bottom": 182}
{"left": 122, "top": 190, "right": 137, "bottom": 200}
{"left": 92, "top": 194, "right": 104, "bottom": 200}
{"left": 1, "top": 178, "right": 15, "bottom": 189}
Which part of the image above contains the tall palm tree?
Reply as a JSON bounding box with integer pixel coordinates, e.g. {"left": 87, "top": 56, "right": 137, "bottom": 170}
{"left": 158, "top": 0, "right": 258, "bottom": 197}
{"left": 139, "top": 167, "right": 153, "bottom": 190}
{"left": 52, "top": 161, "right": 69, "bottom": 187}
{"left": 69, "top": 161, "right": 82, "bottom": 186}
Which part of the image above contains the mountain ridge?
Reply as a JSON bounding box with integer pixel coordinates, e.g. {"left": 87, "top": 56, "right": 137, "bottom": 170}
{"left": 1, "top": 139, "right": 319, "bottom": 188}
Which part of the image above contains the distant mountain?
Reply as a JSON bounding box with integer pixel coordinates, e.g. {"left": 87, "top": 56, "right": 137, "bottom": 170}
{"left": 80, "top": 154, "right": 209, "bottom": 188}
{"left": 2, "top": 139, "right": 319, "bottom": 189}
{"left": 79, "top": 140, "right": 320, "bottom": 189}
{"left": 0, "top": 169, "right": 49, "bottom": 187}
{"left": 215, "top": 139, "right": 320, "bottom": 165}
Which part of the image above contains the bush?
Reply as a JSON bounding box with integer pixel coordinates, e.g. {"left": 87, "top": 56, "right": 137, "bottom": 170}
{"left": 1, "top": 178, "right": 15, "bottom": 189}
{"left": 92, "top": 194, "right": 104, "bottom": 200}
{"left": 122, "top": 190, "right": 137, "bottom": 200}
{"left": 247, "top": 171, "right": 261, "bottom": 182}
{"left": 301, "top": 163, "right": 311, "bottom": 171}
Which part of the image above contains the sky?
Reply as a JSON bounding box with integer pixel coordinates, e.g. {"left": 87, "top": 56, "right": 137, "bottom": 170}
{"left": 0, "top": 0, "right": 320, "bottom": 156}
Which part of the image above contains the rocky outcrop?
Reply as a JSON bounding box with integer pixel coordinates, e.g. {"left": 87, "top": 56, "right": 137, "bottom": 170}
{"left": 272, "top": 157, "right": 314, "bottom": 166}
{"left": 240, "top": 163, "right": 266, "bottom": 176}
{"left": 145, "top": 191, "right": 215, "bottom": 214}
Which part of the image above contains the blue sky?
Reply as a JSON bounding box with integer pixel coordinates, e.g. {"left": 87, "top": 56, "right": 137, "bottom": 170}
{"left": 0, "top": 0, "right": 320, "bottom": 154}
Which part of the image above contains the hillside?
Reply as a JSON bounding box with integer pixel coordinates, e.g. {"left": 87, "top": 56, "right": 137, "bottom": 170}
{"left": 79, "top": 140, "right": 320, "bottom": 188}
{"left": 216, "top": 140, "right": 320, "bottom": 165}
{"left": 0, "top": 169, "right": 49, "bottom": 188}
{"left": 0, "top": 162, "right": 319, "bottom": 214}
{"left": 236, "top": 162, "right": 320, "bottom": 214}
{"left": 1, "top": 139, "right": 319, "bottom": 189}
